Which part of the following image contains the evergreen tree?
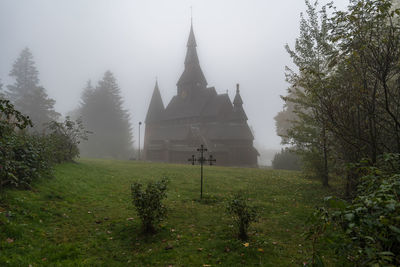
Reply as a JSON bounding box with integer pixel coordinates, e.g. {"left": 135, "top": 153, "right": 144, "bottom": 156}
{"left": 80, "top": 71, "right": 133, "bottom": 159}
{"left": 7, "top": 48, "right": 59, "bottom": 131}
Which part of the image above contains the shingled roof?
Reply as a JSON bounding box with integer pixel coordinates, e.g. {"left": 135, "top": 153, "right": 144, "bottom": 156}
{"left": 145, "top": 81, "right": 164, "bottom": 123}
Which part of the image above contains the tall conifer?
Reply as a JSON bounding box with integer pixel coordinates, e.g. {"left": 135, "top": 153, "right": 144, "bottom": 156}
{"left": 7, "top": 48, "right": 59, "bottom": 130}
{"left": 79, "top": 71, "right": 133, "bottom": 159}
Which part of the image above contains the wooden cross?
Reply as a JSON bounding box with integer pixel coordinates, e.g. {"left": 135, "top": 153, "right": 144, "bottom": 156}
{"left": 188, "top": 144, "right": 216, "bottom": 199}
{"left": 208, "top": 155, "right": 216, "bottom": 166}
{"left": 188, "top": 154, "right": 196, "bottom": 165}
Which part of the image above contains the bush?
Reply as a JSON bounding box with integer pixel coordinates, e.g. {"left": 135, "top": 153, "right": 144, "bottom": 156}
{"left": 227, "top": 192, "right": 258, "bottom": 241}
{"left": 1, "top": 100, "right": 87, "bottom": 191}
{"left": 45, "top": 117, "right": 90, "bottom": 163}
{"left": 0, "top": 99, "right": 50, "bottom": 190}
{"left": 306, "top": 154, "right": 400, "bottom": 266}
{"left": 272, "top": 148, "right": 301, "bottom": 171}
{"left": 131, "top": 177, "right": 168, "bottom": 233}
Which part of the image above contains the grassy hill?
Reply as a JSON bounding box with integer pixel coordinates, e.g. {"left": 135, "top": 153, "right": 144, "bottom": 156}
{"left": 0, "top": 159, "right": 337, "bottom": 266}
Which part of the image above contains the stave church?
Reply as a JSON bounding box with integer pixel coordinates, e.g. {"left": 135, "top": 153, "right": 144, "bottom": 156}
{"left": 143, "top": 23, "right": 259, "bottom": 167}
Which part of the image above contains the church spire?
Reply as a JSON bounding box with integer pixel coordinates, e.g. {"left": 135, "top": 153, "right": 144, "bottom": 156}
{"left": 232, "top": 83, "right": 247, "bottom": 121}
{"left": 177, "top": 22, "right": 207, "bottom": 94}
{"left": 145, "top": 80, "right": 164, "bottom": 123}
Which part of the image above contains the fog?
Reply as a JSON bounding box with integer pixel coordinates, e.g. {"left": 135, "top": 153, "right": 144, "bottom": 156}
{"left": 0, "top": 0, "right": 349, "bottom": 153}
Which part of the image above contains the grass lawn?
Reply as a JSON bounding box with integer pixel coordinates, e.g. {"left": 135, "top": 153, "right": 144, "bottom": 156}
{"left": 0, "top": 159, "right": 339, "bottom": 266}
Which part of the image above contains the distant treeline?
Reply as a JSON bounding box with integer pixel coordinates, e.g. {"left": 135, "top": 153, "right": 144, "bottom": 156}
{"left": 0, "top": 48, "right": 133, "bottom": 160}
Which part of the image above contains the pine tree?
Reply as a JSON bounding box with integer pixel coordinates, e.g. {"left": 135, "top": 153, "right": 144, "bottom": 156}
{"left": 79, "top": 71, "right": 133, "bottom": 159}
{"left": 7, "top": 48, "right": 59, "bottom": 131}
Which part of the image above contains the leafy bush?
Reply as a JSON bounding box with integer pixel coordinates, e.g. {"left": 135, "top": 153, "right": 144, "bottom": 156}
{"left": 0, "top": 99, "right": 49, "bottom": 190}
{"left": 45, "top": 117, "right": 90, "bottom": 163}
{"left": 272, "top": 148, "right": 301, "bottom": 171}
{"left": 227, "top": 192, "right": 258, "bottom": 241}
{"left": 131, "top": 177, "right": 168, "bottom": 233}
{"left": 306, "top": 154, "right": 400, "bottom": 266}
{"left": 1, "top": 100, "right": 87, "bottom": 191}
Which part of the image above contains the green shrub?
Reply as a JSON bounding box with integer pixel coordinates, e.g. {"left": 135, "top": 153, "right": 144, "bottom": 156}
{"left": 0, "top": 99, "right": 48, "bottom": 190}
{"left": 45, "top": 117, "right": 90, "bottom": 163}
{"left": 0, "top": 100, "right": 85, "bottom": 191}
{"left": 307, "top": 154, "right": 400, "bottom": 266}
{"left": 227, "top": 192, "right": 258, "bottom": 241}
{"left": 272, "top": 148, "right": 301, "bottom": 171}
{"left": 131, "top": 177, "right": 168, "bottom": 233}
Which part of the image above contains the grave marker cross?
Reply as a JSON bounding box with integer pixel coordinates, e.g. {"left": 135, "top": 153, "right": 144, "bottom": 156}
{"left": 188, "top": 144, "right": 216, "bottom": 199}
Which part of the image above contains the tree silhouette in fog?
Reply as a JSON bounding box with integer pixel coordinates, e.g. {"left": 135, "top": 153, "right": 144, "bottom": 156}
{"left": 79, "top": 71, "right": 133, "bottom": 159}
{"left": 6, "top": 48, "right": 59, "bottom": 131}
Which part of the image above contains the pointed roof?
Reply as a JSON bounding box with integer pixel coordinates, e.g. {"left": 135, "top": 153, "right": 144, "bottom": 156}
{"left": 233, "top": 83, "right": 243, "bottom": 106}
{"left": 177, "top": 23, "right": 207, "bottom": 89}
{"left": 232, "top": 84, "right": 247, "bottom": 121}
{"left": 145, "top": 81, "right": 165, "bottom": 123}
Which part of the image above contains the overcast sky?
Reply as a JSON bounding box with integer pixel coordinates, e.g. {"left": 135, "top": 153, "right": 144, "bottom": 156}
{"left": 0, "top": 0, "right": 349, "bottom": 150}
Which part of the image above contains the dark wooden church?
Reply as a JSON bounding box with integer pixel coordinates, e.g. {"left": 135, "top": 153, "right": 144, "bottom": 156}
{"left": 143, "top": 23, "right": 259, "bottom": 167}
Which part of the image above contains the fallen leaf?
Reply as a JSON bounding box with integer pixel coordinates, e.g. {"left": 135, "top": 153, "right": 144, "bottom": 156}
{"left": 257, "top": 248, "right": 264, "bottom": 252}
{"left": 197, "top": 248, "right": 203, "bottom": 252}
{"left": 6, "top": 238, "right": 14, "bottom": 243}
{"left": 272, "top": 241, "right": 277, "bottom": 245}
{"left": 42, "top": 258, "right": 47, "bottom": 261}
{"left": 126, "top": 217, "right": 134, "bottom": 221}
{"left": 203, "top": 265, "right": 211, "bottom": 267}
{"left": 243, "top": 242, "right": 249, "bottom": 247}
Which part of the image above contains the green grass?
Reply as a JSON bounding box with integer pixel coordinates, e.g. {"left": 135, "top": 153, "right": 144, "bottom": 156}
{"left": 0, "top": 159, "right": 339, "bottom": 266}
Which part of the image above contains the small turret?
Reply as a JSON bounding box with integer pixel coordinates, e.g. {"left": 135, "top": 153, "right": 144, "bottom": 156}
{"left": 232, "top": 83, "right": 248, "bottom": 121}
{"left": 145, "top": 80, "right": 165, "bottom": 123}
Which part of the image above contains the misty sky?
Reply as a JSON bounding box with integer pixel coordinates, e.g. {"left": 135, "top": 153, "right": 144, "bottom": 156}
{"left": 0, "top": 0, "right": 349, "bottom": 150}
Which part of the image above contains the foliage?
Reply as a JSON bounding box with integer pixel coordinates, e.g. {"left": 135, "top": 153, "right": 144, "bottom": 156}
{"left": 227, "top": 191, "right": 258, "bottom": 241}
{"left": 79, "top": 73, "right": 133, "bottom": 159}
{"left": 280, "top": 0, "right": 332, "bottom": 186}
{"left": 306, "top": 154, "right": 400, "bottom": 266}
{"left": 0, "top": 99, "right": 50, "bottom": 190}
{"left": 131, "top": 177, "right": 168, "bottom": 233}
{"left": 6, "top": 48, "right": 59, "bottom": 131}
{"left": 45, "top": 117, "right": 91, "bottom": 163}
{"left": 272, "top": 147, "right": 301, "bottom": 171}
{"left": 278, "top": 0, "right": 400, "bottom": 193}
{"left": 1, "top": 100, "right": 86, "bottom": 191}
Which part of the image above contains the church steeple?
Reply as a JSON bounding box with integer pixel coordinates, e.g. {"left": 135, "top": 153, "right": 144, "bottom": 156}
{"left": 177, "top": 22, "right": 207, "bottom": 96}
{"left": 232, "top": 83, "right": 248, "bottom": 121}
{"left": 145, "top": 80, "right": 165, "bottom": 123}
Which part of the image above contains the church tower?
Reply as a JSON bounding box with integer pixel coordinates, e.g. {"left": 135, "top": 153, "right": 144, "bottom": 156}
{"left": 176, "top": 22, "right": 207, "bottom": 98}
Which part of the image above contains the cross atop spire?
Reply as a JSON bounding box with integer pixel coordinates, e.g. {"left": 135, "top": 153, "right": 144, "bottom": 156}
{"left": 190, "top": 6, "right": 193, "bottom": 26}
